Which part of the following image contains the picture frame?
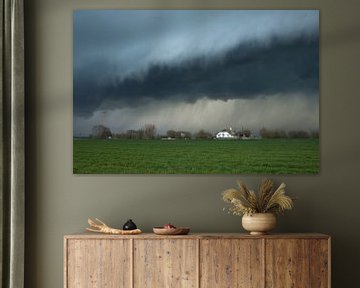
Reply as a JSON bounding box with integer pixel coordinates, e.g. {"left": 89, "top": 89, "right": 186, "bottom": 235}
{"left": 73, "top": 9, "right": 319, "bottom": 175}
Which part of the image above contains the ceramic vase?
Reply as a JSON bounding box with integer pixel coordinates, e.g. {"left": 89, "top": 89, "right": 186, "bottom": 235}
{"left": 242, "top": 213, "right": 276, "bottom": 235}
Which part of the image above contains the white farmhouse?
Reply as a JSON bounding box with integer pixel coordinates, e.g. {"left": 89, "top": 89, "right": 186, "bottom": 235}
{"left": 215, "top": 131, "right": 236, "bottom": 139}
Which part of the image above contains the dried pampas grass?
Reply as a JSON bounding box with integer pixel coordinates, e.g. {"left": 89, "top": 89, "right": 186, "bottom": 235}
{"left": 222, "top": 179, "right": 294, "bottom": 216}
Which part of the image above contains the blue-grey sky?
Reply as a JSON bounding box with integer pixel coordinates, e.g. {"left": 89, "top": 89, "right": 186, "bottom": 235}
{"left": 73, "top": 10, "right": 319, "bottom": 136}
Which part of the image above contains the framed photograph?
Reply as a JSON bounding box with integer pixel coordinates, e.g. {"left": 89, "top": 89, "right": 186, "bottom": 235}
{"left": 73, "top": 10, "right": 319, "bottom": 174}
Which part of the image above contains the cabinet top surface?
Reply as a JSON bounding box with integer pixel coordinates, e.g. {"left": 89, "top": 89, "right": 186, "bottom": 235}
{"left": 64, "top": 232, "right": 330, "bottom": 240}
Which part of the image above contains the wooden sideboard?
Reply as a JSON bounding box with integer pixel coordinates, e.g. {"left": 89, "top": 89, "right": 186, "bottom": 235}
{"left": 64, "top": 233, "right": 330, "bottom": 288}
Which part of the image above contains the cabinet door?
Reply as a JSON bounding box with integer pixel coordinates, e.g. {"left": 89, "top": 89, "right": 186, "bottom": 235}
{"left": 266, "top": 239, "right": 309, "bottom": 288}
{"left": 309, "top": 239, "right": 330, "bottom": 288}
{"left": 66, "top": 239, "right": 131, "bottom": 288}
{"left": 200, "top": 239, "right": 264, "bottom": 288}
{"left": 133, "top": 239, "right": 198, "bottom": 288}
{"left": 265, "top": 239, "right": 329, "bottom": 288}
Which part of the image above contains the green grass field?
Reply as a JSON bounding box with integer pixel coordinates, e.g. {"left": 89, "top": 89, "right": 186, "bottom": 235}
{"left": 73, "top": 138, "right": 319, "bottom": 174}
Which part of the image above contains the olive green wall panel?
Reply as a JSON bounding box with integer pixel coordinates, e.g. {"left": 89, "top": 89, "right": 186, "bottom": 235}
{"left": 25, "top": 0, "right": 360, "bottom": 287}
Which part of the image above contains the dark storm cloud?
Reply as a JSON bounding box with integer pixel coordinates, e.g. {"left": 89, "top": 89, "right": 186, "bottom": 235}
{"left": 74, "top": 36, "right": 318, "bottom": 116}
{"left": 73, "top": 10, "right": 319, "bottom": 117}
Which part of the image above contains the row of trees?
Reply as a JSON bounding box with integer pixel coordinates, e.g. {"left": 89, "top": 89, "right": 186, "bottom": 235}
{"left": 259, "top": 128, "right": 319, "bottom": 139}
{"left": 90, "top": 124, "right": 319, "bottom": 140}
{"left": 90, "top": 124, "right": 215, "bottom": 140}
{"left": 91, "top": 124, "right": 157, "bottom": 139}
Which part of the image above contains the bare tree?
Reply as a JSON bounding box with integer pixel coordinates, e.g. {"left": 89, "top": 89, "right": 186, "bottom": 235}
{"left": 91, "top": 125, "right": 112, "bottom": 139}
{"left": 144, "top": 124, "right": 156, "bottom": 139}
{"left": 195, "top": 129, "right": 212, "bottom": 139}
{"left": 126, "top": 129, "right": 144, "bottom": 139}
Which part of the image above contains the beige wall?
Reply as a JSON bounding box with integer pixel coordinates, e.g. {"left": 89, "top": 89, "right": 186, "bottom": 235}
{"left": 25, "top": 0, "right": 360, "bottom": 287}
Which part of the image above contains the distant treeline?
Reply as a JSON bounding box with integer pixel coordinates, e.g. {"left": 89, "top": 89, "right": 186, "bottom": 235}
{"left": 259, "top": 128, "right": 319, "bottom": 139}
{"left": 88, "top": 124, "right": 319, "bottom": 140}
{"left": 90, "top": 124, "right": 213, "bottom": 140}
